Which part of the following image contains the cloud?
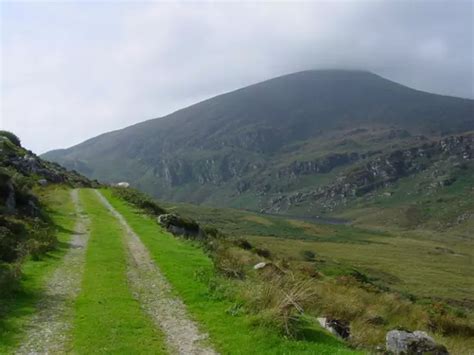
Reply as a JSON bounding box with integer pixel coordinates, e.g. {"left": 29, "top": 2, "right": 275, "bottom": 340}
{"left": 1, "top": 1, "right": 472, "bottom": 153}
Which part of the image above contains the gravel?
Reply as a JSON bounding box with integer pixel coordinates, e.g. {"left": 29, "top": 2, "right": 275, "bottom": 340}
{"left": 16, "top": 189, "right": 90, "bottom": 355}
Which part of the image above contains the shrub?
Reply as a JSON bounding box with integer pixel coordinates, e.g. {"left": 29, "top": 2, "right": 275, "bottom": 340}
{"left": 235, "top": 238, "right": 253, "bottom": 250}
{"left": 111, "top": 187, "right": 166, "bottom": 215}
{"left": 213, "top": 248, "right": 245, "bottom": 279}
{"left": 0, "top": 218, "right": 27, "bottom": 262}
{"left": 255, "top": 247, "right": 271, "bottom": 259}
{"left": 0, "top": 262, "right": 22, "bottom": 295}
{"left": 301, "top": 250, "right": 316, "bottom": 261}
{"left": 241, "top": 274, "right": 318, "bottom": 337}
{"left": 0, "top": 130, "right": 21, "bottom": 147}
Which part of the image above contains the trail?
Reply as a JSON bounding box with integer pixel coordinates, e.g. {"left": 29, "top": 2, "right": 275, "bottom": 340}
{"left": 95, "top": 190, "right": 217, "bottom": 355}
{"left": 16, "top": 189, "right": 90, "bottom": 355}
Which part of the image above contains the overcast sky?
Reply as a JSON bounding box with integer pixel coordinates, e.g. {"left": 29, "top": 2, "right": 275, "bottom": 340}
{"left": 1, "top": 1, "right": 473, "bottom": 154}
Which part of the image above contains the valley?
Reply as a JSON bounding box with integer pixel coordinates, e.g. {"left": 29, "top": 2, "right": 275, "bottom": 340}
{"left": 2, "top": 70, "right": 473, "bottom": 354}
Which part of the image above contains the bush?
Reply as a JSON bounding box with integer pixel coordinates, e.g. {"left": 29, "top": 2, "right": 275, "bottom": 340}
{"left": 0, "top": 218, "right": 27, "bottom": 262}
{"left": 235, "top": 238, "right": 253, "bottom": 250}
{"left": 301, "top": 250, "right": 316, "bottom": 261}
{"left": 213, "top": 247, "right": 245, "bottom": 279}
{"left": 111, "top": 187, "right": 166, "bottom": 215}
{"left": 241, "top": 274, "right": 318, "bottom": 337}
{"left": 255, "top": 247, "right": 271, "bottom": 259}
{"left": 0, "top": 130, "right": 21, "bottom": 147}
{"left": 0, "top": 262, "right": 22, "bottom": 295}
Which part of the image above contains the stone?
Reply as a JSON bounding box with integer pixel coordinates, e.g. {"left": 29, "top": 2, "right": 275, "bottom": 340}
{"left": 386, "top": 329, "right": 449, "bottom": 354}
{"left": 38, "top": 179, "right": 48, "bottom": 186}
{"left": 253, "top": 262, "right": 267, "bottom": 270}
{"left": 317, "top": 317, "right": 350, "bottom": 339}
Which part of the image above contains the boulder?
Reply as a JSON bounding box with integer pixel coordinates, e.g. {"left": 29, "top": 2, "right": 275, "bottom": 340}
{"left": 38, "top": 179, "right": 48, "bottom": 186}
{"left": 157, "top": 213, "right": 205, "bottom": 239}
{"left": 386, "top": 330, "right": 449, "bottom": 354}
{"left": 317, "top": 317, "right": 350, "bottom": 339}
{"left": 253, "top": 262, "right": 267, "bottom": 270}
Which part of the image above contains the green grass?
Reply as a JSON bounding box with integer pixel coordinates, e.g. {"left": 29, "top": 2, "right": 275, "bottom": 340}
{"left": 0, "top": 186, "right": 76, "bottom": 353}
{"left": 101, "top": 188, "right": 358, "bottom": 354}
{"left": 73, "top": 189, "right": 166, "bottom": 354}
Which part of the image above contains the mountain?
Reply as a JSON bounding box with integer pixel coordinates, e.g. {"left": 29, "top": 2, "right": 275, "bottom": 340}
{"left": 42, "top": 69, "right": 474, "bottom": 214}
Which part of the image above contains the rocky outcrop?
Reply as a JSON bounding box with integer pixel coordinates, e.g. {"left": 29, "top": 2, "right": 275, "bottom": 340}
{"left": 386, "top": 330, "right": 448, "bottom": 354}
{"left": 266, "top": 135, "right": 473, "bottom": 213}
{"left": 152, "top": 155, "right": 262, "bottom": 187}
{"left": 276, "top": 152, "right": 365, "bottom": 179}
{"left": 1, "top": 138, "right": 97, "bottom": 188}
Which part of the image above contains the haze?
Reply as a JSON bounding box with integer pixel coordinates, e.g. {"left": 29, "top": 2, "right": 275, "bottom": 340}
{"left": 1, "top": 0, "right": 473, "bottom": 153}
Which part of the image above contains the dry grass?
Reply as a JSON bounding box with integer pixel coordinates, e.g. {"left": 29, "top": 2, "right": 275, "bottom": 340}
{"left": 239, "top": 272, "right": 319, "bottom": 336}
{"left": 209, "top": 242, "right": 474, "bottom": 352}
{"left": 241, "top": 215, "right": 274, "bottom": 226}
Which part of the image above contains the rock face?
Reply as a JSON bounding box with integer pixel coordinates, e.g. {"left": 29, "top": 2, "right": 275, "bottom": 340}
{"left": 266, "top": 134, "right": 474, "bottom": 213}
{"left": 157, "top": 213, "right": 205, "bottom": 239}
{"left": 385, "top": 330, "right": 449, "bottom": 355}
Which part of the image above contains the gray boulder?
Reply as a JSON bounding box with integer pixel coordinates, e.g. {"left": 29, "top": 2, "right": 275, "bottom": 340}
{"left": 386, "top": 330, "right": 448, "bottom": 354}
{"left": 317, "top": 317, "right": 350, "bottom": 339}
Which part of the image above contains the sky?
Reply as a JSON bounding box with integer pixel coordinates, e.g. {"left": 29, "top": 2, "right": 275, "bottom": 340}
{"left": 1, "top": 1, "right": 473, "bottom": 154}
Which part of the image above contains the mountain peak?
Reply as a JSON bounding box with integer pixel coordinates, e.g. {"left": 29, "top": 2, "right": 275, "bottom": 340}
{"left": 43, "top": 70, "right": 473, "bottom": 204}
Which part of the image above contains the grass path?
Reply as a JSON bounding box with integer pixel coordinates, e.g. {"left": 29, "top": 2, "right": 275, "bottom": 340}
{"left": 73, "top": 189, "right": 167, "bottom": 354}
{"left": 95, "top": 190, "right": 217, "bottom": 355}
{"left": 15, "top": 189, "right": 90, "bottom": 354}
{"left": 101, "top": 189, "right": 357, "bottom": 355}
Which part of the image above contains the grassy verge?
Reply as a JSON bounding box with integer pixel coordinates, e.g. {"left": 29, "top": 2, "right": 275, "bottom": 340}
{"left": 0, "top": 186, "right": 76, "bottom": 353}
{"left": 101, "top": 189, "right": 357, "bottom": 354}
{"left": 73, "top": 189, "right": 166, "bottom": 354}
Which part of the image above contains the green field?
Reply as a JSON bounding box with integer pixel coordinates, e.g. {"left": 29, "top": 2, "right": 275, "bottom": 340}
{"left": 164, "top": 198, "right": 474, "bottom": 308}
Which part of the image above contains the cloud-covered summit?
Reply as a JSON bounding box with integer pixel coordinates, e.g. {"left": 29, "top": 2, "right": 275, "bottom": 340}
{"left": 1, "top": 1, "right": 472, "bottom": 153}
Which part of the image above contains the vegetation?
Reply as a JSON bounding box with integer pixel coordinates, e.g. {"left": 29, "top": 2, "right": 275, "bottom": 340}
{"left": 0, "top": 133, "right": 97, "bottom": 295}
{"left": 111, "top": 186, "right": 166, "bottom": 215}
{"left": 0, "top": 131, "right": 21, "bottom": 147}
{"left": 0, "top": 186, "right": 76, "bottom": 352}
{"left": 0, "top": 169, "right": 55, "bottom": 294}
{"left": 102, "top": 188, "right": 474, "bottom": 353}
{"left": 101, "top": 189, "right": 357, "bottom": 354}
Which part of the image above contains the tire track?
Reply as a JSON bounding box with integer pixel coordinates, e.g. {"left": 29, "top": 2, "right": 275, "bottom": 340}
{"left": 16, "top": 189, "right": 90, "bottom": 355}
{"left": 95, "top": 190, "right": 217, "bottom": 355}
